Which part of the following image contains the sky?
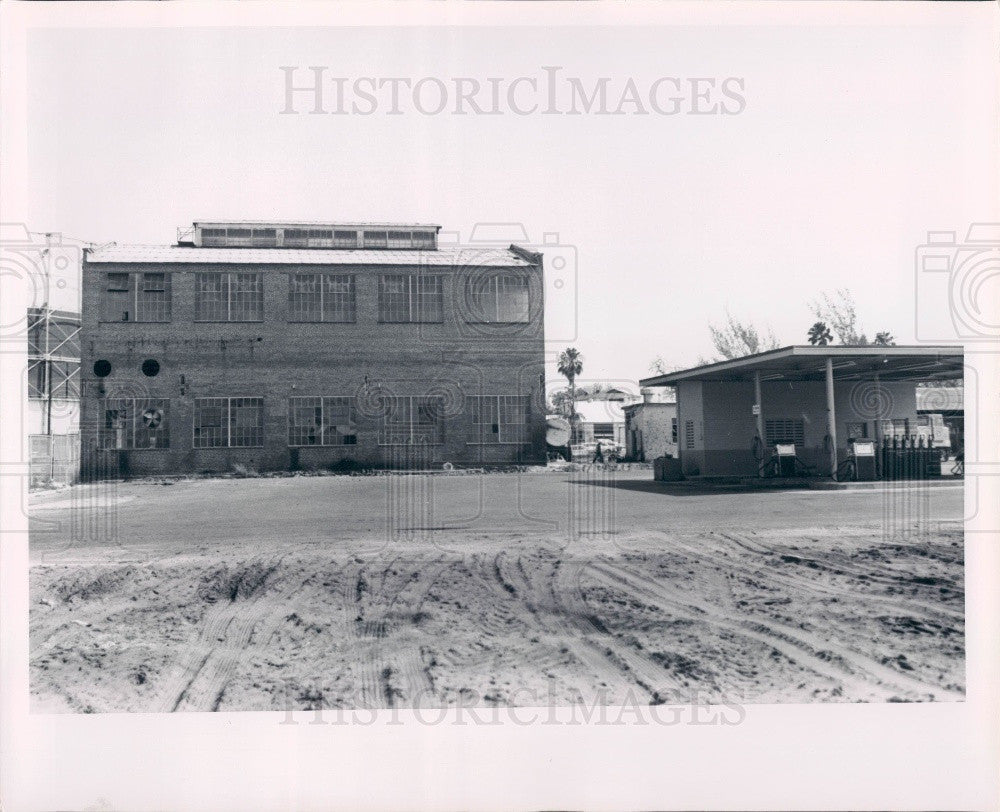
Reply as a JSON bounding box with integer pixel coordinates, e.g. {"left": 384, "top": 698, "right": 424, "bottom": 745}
{"left": 24, "top": 21, "right": 998, "bottom": 389}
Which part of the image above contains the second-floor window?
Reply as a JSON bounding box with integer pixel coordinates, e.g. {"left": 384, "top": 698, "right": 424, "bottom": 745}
{"left": 467, "top": 274, "right": 530, "bottom": 323}
{"left": 288, "top": 274, "right": 356, "bottom": 322}
{"left": 100, "top": 271, "right": 172, "bottom": 322}
{"left": 195, "top": 272, "right": 263, "bottom": 322}
{"left": 378, "top": 275, "right": 443, "bottom": 323}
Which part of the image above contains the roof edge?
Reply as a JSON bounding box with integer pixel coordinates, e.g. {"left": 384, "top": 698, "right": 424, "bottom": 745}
{"left": 640, "top": 344, "right": 965, "bottom": 386}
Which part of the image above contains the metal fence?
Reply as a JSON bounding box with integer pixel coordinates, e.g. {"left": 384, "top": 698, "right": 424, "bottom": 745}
{"left": 29, "top": 433, "right": 80, "bottom": 488}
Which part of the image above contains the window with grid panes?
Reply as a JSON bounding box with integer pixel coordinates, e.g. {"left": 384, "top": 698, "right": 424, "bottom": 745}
{"left": 193, "top": 397, "right": 263, "bottom": 448}
{"left": 469, "top": 396, "right": 529, "bottom": 443}
{"left": 364, "top": 230, "right": 388, "bottom": 248}
{"left": 378, "top": 274, "right": 443, "bottom": 323}
{"left": 467, "top": 274, "right": 529, "bottom": 323}
{"left": 195, "top": 272, "right": 263, "bottom": 322}
{"left": 379, "top": 396, "right": 444, "bottom": 445}
{"left": 136, "top": 272, "right": 171, "bottom": 322}
{"left": 288, "top": 397, "right": 357, "bottom": 446}
{"left": 290, "top": 274, "right": 356, "bottom": 322}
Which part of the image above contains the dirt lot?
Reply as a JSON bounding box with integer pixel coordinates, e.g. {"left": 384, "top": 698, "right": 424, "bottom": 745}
{"left": 29, "top": 471, "right": 965, "bottom": 712}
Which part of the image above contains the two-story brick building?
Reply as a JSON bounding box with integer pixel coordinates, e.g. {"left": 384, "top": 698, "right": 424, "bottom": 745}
{"left": 79, "top": 221, "right": 547, "bottom": 476}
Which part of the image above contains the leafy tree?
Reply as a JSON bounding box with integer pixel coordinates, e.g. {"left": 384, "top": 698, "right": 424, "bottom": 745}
{"left": 873, "top": 331, "right": 896, "bottom": 346}
{"left": 807, "top": 321, "right": 833, "bottom": 345}
{"left": 707, "top": 310, "right": 780, "bottom": 361}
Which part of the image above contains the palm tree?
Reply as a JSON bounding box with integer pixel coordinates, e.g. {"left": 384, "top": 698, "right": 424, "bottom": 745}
{"left": 807, "top": 321, "right": 833, "bottom": 346}
{"left": 873, "top": 331, "right": 895, "bottom": 346}
{"left": 557, "top": 348, "right": 583, "bottom": 439}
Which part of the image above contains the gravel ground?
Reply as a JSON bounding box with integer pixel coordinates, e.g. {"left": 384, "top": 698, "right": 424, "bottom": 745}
{"left": 29, "top": 472, "right": 965, "bottom": 712}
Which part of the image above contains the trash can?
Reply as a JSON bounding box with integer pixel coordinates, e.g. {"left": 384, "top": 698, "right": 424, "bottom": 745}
{"left": 654, "top": 456, "right": 683, "bottom": 481}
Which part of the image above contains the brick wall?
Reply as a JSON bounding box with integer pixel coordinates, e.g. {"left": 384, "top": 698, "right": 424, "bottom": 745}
{"left": 80, "top": 258, "right": 546, "bottom": 474}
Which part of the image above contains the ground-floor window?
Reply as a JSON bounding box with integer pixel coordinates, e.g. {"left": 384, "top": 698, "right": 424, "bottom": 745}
{"left": 101, "top": 398, "right": 170, "bottom": 449}
{"left": 671, "top": 417, "right": 678, "bottom": 444}
{"left": 765, "top": 418, "right": 805, "bottom": 447}
{"left": 468, "top": 395, "right": 529, "bottom": 444}
{"left": 685, "top": 420, "right": 696, "bottom": 449}
{"left": 193, "top": 397, "right": 264, "bottom": 448}
{"left": 379, "top": 396, "right": 444, "bottom": 445}
{"left": 288, "top": 396, "right": 357, "bottom": 446}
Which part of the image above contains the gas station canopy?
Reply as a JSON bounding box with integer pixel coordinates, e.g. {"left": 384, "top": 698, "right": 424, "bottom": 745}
{"left": 640, "top": 345, "right": 964, "bottom": 386}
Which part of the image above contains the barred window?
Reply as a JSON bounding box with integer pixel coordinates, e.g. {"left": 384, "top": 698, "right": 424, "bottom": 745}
{"left": 288, "top": 274, "right": 356, "bottom": 322}
{"left": 467, "top": 274, "right": 529, "bottom": 323}
{"left": 377, "top": 274, "right": 443, "bottom": 323}
{"left": 468, "top": 395, "right": 530, "bottom": 444}
{"left": 685, "top": 420, "right": 695, "bottom": 449}
{"left": 193, "top": 397, "right": 263, "bottom": 448}
{"left": 195, "top": 272, "right": 263, "bottom": 322}
{"left": 765, "top": 418, "right": 805, "bottom": 446}
{"left": 288, "top": 396, "right": 357, "bottom": 446}
{"left": 100, "top": 398, "right": 170, "bottom": 449}
{"left": 379, "top": 396, "right": 444, "bottom": 445}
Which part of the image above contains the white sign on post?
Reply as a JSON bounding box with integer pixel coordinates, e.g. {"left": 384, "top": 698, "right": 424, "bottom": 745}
{"left": 752, "top": 404, "right": 761, "bottom": 415}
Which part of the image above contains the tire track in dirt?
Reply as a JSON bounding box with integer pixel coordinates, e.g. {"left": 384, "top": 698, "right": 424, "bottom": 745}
{"left": 669, "top": 532, "right": 965, "bottom": 621}
{"left": 351, "top": 551, "right": 455, "bottom": 709}
{"left": 589, "top": 556, "right": 961, "bottom": 701}
{"left": 546, "top": 554, "right": 688, "bottom": 704}
{"left": 711, "top": 531, "right": 964, "bottom": 621}
{"left": 156, "top": 555, "right": 296, "bottom": 712}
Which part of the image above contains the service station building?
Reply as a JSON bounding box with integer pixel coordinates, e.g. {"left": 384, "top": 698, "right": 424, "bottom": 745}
{"left": 640, "top": 346, "right": 964, "bottom": 480}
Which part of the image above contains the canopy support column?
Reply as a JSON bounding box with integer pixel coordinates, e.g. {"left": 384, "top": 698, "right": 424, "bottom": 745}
{"left": 825, "top": 357, "right": 838, "bottom": 479}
